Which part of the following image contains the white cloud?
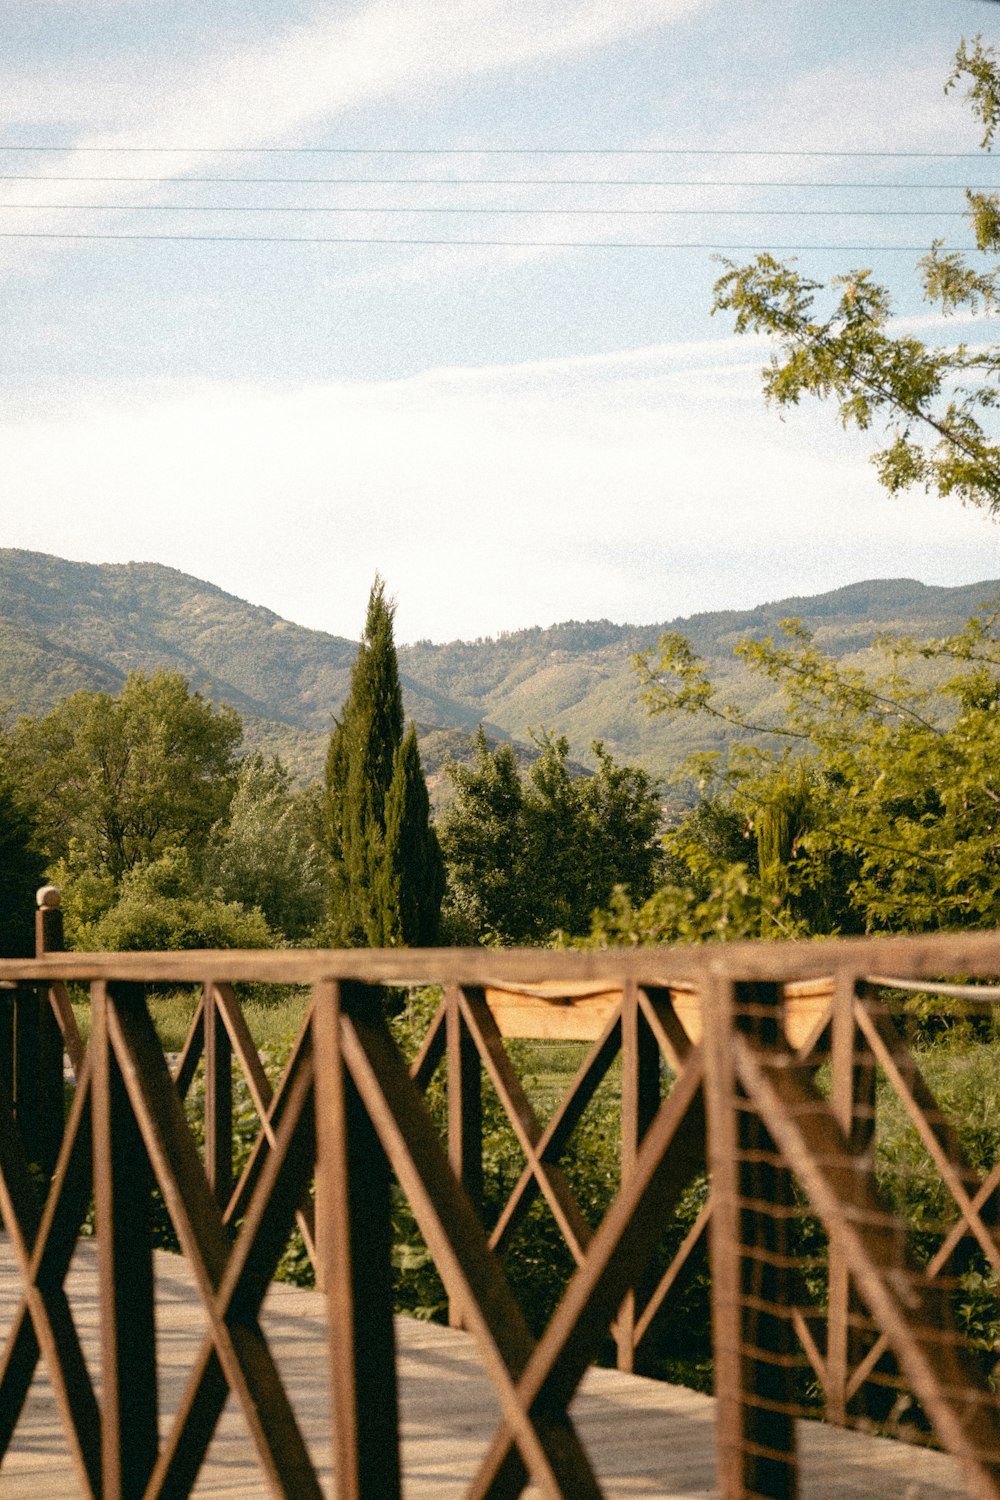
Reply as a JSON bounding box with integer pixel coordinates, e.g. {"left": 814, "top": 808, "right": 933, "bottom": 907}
{"left": 0, "top": 0, "right": 708, "bottom": 271}
{"left": 5, "top": 1, "right": 704, "bottom": 152}
{"left": 2, "top": 338, "right": 999, "bottom": 642}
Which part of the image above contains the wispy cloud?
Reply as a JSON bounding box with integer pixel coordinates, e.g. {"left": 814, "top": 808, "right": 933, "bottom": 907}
{"left": 0, "top": 0, "right": 708, "bottom": 271}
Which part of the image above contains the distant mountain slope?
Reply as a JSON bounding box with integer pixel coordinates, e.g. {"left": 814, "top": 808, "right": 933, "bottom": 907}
{"left": 398, "top": 577, "right": 1000, "bottom": 781}
{"left": 0, "top": 550, "right": 487, "bottom": 777}
{"left": 1, "top": 550, "right": 996, "bottom": 786}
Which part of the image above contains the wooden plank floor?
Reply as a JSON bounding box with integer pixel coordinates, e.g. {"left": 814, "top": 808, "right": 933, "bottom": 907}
{"left": 0, "top": 1240, "right": 971, "bottom": 1498}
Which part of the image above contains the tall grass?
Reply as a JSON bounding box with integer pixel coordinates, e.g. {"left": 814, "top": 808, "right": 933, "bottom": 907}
{"left": 70, "top": 983, "right": 311, "bottom": 1056}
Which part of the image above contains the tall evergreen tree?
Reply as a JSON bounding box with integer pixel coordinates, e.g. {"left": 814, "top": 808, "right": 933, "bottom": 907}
{"left": 324, "top": 578, "right": 442, "bottom": 945}
{"left": 382, "top": 725, "right": 445, "bottom": 945}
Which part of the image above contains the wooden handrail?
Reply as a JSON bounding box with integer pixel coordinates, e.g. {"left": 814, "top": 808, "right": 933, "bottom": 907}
{"left": 3, "top": 928, "right": 1000, "bottom": 1496}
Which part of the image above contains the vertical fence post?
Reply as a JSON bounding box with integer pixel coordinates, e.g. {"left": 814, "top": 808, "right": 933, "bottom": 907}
{"left": 704, "top": 971, "right": 798, "bottom": 1500}
{"left": 617, "top": 977, "right": 661, "bottom": 1372}
{"left": 91, "top": 980, "right": 158, "bottom": 1500}
{"left": 314, "top": 979, "right": 402, "bottom": 1500}
{"left": 13, "top": 886, "right": 66, "bottom": 1179}
{"left": 826, "top": 966, "right": 874, "bottom": 1425}
{"left": 446, "top": 983, "right": 482, "bottom": 1330}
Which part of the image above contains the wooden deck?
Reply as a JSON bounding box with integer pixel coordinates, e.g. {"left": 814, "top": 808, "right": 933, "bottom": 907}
{"left": 0, "top": 1240, "right": 970, "bottom": 1499}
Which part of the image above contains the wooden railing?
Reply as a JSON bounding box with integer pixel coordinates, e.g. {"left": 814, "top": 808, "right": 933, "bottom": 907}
{"left": 5, "top": 910, "right": 1000, "bottom": 1496}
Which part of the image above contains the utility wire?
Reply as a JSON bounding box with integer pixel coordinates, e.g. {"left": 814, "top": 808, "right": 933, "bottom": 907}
{"left": 0, "top": 174, "right": 994, "bottom": 189}
{"left": 0, "top": 203, "right": 976, "bottom": 216}
{"left": 0, "top": 230, "right": 962, "bottom": 249}
{"left": 0, "top": 145, "right": 997, "bottom": 159}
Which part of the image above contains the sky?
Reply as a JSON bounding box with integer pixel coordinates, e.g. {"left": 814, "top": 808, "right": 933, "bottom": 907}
{"left": 4, "top": 0, "right": 1000, "bottom": 644}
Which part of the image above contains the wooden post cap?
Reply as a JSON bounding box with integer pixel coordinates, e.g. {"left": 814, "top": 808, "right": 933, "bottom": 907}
{"left": 36, "top": 885, "right": 62, "bottom": 909}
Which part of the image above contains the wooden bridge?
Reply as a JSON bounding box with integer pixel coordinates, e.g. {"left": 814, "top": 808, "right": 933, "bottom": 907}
{"left": 3, "top": 899, "right": 1000, "bottom": 1498}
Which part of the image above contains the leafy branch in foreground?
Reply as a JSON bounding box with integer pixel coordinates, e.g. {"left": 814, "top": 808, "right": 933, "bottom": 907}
{"left": 711, "top": 36, "right": 1000, "bottom": 516}
{"left": 624, "top": 605, "right": 1000, "bottom": 937}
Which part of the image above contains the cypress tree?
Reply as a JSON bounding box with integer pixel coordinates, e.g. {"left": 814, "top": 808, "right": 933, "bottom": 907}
{"left": 382, "top": 725, "right": 445, "bottom": 946}
{"left": 324, "top": 578, "right": 442, "bottom": 946}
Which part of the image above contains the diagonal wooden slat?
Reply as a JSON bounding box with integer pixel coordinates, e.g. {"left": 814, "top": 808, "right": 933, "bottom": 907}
{"left": 633, "top": 1192, "right": 711, "bottom": 1347}
{"left": 488, "top": 1004, "right": 622, "bottom": 1256}
{"left": 792, "top": 1306, "right": 831, "bottom": 1398}
{"left": 465, "top": 1051, "right": 708, "bottom": 1500}
{"left": 733, "top": 1032, "right": 1000, "bottom": 1499}
{"left": 843, "top": 983, "right": 1000, "bottom": 1410}
{"left": 854, "top": 994, "right": 1000, "bottom": 1278}
{"left": 636, "top": 985, "right": 694, "bottom": 1075}
{"left": 458, "top": 985, "right": 594, "bottom": 1266}
{"left": 45, "top": 979, "right": 86, "bottom": 1081}
{"left": 104, "top": 983, "right": 323, "bottom": 1500}
{"left": 0, "top": 1050, "right": 101, "bottom": 1496}
{"left": 336, "top": 995, "right": 606, "bottom": 1500}
{"left": 212, "top": 980, "right": 276, "bottom": 1122}
{"left": 145, "top": 1052, "right": 320, "bottom": 1499}
{"left": 223, "top": 1003, "right": 317, "bottom": 1263}
{"left": 172, "top": 986, "right": 206, "bottom": 1099}
{"left": 410, "top": 989, "right": 447, "bottom": 1089}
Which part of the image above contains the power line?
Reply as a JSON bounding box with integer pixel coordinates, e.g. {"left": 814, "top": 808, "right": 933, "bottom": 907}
{"left": 0, "top": 230, "right": 962, "bottom": 249}
{"left": 0, "top": 145, "right": 996, "bottom": 159}
{"left": 0, "top": 203, "right": 975, "bottom": 217}
{"left": 0, "top": 175, "right": 993, "bottom": 189}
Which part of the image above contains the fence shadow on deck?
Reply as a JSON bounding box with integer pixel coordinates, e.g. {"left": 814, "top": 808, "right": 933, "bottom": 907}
{"left": 4, "top": 907, "right": 1000, "bottom": 1498}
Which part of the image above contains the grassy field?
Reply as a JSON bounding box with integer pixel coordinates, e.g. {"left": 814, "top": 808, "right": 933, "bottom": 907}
{"left": 70, "top": 983, "right": 312, "bottom": 1060}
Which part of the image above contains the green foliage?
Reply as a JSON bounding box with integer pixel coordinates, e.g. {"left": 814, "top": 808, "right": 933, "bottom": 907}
{"left": 12, "top": 669, "right": 241, "bottom": 882}
{"left": 711, "top": 39, "right": 1000, "bottom": 516}
{"left": 382, "top": 726, "right": 446, "bottom": 945}
{"left": 324, "top": 579, "right": 442, "bottom": 946}
{"left": 872, "top": 1032, "right": 1000, "bottom": 1361}
{"left": 634, "top": 599, "right": 1000, "bottom": 936}
{"left": 440, "top": 727, "right": 663, "bottom": 944}
{"left": 0, "top": 750, "right": 45, "bottom": 957}
{"left": 73, "top": 847, "right": 277, "bottom": 952}
{"left": 583, "top": 865, "right": 764, "bottom": 947}
{"left": 199, "top": 753, "right": 327, "bottom": 940}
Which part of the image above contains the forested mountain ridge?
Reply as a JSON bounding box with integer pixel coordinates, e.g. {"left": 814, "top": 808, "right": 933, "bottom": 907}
{"left": 0, "top": 550, "right": 489, "bottom": 778}
{"left": 1, "top": 549, "right": 997, "bottom": 785}
{"left": 399, "top": 577, "right": 1000, "bottom": 781}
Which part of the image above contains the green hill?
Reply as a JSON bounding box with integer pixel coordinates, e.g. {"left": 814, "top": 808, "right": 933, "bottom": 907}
{"left": 398, "top": 577, "right": 1000, "bottom": 784}
{"left": 1, "top": 550, "right": 996, "bottom": 789}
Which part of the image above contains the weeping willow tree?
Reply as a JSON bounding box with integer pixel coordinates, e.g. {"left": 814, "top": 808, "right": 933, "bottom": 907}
{"left": 753, "top": 769, "right": 835, "bottom": 934}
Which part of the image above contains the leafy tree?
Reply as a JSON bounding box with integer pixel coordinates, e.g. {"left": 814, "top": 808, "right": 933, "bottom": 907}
{"left": 12, "top": 669, "right": 241, "bottom": 882}
{"left": 0, "top": 752, "right": 45, "bottom": 957}
{"left": 439, "top": 730, "right": 535, "bottom": 942}
{"left": 73, "top": 846, "right": 276, "bottom": 952}
{"left": 634, "top": 600, "right": 1000, "bottom": 936}
{"left": 199, "top": 753, "right": 327, "bottom": 941}
{"left": 324, "top": 579, "right": 442, "bottom": 945}
{"left": 711, "top": 37, "right": 1000, "bottom": 516}
{"left": 440, "top": 728, "right": 663, "bottom": 943}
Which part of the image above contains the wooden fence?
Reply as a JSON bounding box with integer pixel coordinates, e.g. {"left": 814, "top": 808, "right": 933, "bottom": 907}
{"left": 5, "top": 904, "right": 1000, "bottom": 1496}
